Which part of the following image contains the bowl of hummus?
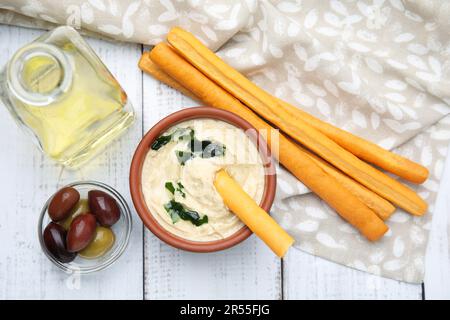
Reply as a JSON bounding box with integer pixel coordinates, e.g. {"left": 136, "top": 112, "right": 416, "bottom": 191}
{"left": 130, "top": 107, "right": 276, "bottom": 252}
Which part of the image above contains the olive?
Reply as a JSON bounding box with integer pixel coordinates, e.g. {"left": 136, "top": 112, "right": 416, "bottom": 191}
{"left": 43, "top": 222, "right": 76, "bottom": 263}
{"left": 66, "top": 213, "right": 97, "bottom": 252}
{"left": 79, "top": 226, "right": 115, "bottom": 259}
{"left": 88, "top": 190, "right": 120, "bottom": 227}
{"left": 59, "top": 199, "right": 89, "bottom": 230}
{"left": 48, "top": 187, "right": 80, "bottom": 221}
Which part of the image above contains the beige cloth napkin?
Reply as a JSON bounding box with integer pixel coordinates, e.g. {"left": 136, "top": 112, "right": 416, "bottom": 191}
{"left": 1, "top": 0, "right": 449, "bottom": 283}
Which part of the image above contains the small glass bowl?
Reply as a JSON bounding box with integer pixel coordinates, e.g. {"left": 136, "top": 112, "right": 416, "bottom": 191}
{"left": 38, "top": 181, "right": 132, "bottom": 274}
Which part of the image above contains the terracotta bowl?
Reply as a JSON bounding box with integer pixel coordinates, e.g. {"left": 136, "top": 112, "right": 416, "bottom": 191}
{"left": 130, "top": 107, "right": 276, "bottom": 252}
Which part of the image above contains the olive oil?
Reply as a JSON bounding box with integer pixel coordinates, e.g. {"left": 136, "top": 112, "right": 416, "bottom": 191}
{"left": 0, "top": 26, "right": 134, "bottom": 167}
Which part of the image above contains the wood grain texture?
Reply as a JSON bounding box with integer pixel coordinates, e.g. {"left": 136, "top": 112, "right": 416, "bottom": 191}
{"left": 141, "top": 73, "right": 282, "bottom": 300}
{"left": 284, "top": 249, "right": 422, "bottom": 299}
{"left": 424, "top": 147, "right": 450, "bottom": 299}
{"left": 0, "top": 25, "right": 143, "bottom": 299}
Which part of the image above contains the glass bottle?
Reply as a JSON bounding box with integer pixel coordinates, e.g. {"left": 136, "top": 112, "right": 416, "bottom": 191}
{"left": 0, "top": 26, "right": 135, "bottom": 168}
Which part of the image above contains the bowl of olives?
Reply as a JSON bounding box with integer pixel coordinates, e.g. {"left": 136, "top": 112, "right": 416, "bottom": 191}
{"left": 38, "top": 181, "right": 132, "bottom": 274}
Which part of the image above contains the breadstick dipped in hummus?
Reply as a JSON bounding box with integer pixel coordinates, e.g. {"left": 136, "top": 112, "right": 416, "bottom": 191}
{"left": 214, "top": 169, "right": 294, "bottom": 257}
{"left": 139, "top": 53, "right": 395, "bottom": 221}
{"left": 147, "top": 43, "right": 388, "bottom": 241}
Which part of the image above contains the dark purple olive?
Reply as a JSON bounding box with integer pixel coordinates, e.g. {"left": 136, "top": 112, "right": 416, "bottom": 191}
{"left": 88, "top": 190, "right": 120, "bottom": 227}
{"left": 43, "top": 222, "right": 76, "bottom": 263}
{"left": 48, "top": 187, "right": 80, "bottom": 221}
{"left": 66, "top": 213, "right": 97, "bottom": 252}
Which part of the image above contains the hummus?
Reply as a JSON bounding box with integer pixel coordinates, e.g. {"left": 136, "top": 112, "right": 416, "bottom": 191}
{"left": 141, "top": 118, "right": 265, "bottom": 242}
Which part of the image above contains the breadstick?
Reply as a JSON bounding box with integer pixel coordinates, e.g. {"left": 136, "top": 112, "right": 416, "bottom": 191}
{"left": 166, "top": 27, "right": 427, "bottom": 216}
{"left": 214, "top": 169, "right": 294, "bottom": 257}
{"left": 278, "top": 100, "right": 429, "bottom": 183}
{"left": 298, "top": 144, "right": 395, "bottom": 220}
{"left": 167, "top": 26, "right": 428, "bottom": 184}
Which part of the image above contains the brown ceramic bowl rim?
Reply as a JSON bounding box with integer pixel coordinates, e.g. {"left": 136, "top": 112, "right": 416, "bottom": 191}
{"left": 129, "top": 106, "right": 276, "bottom": 253}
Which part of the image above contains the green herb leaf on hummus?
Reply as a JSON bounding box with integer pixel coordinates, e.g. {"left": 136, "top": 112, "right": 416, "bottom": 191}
{"left": 164, "top": 200, "right": 181, "bottom": 223}
{"left": 152, "top": 127, "right": 226, "bottom": 161}
{"left": 163, "top": 200, "right": 208, "bottom": 226}
{"left": 184, "top": 210, "right": 209, "bottom": 226}
{"left": 151, "top": 127, "right": 194, "bottom": 151}
{"left": 151, "top": 134, "right": 172, "bottom": 150}
{"left": 165, "top": 182, "right": 175, "bottom": 195}
{"left": 201, "top": 142, "right": 226, "bottom": 158}
{"left": 189, "top": 139, "right": 211, "bottom": 154}
{"left": 165, "top": 181, "right": 186, "bottom": 198}
{"left": 185, "top": 138, "right": 226, "bottom": 162}
{"left": 172, "top": 127, "right": 194, "bottom": 142}
{"left": 176, "top": 151, "right": 194, "bottom": 165}
{"left": 176, "top": 182, "right": 186, "bottom": 198}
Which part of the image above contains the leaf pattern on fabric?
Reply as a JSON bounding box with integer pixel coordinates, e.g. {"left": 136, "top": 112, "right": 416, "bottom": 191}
{"left": 1, "top": 0, "right": 449, "bottom": 283}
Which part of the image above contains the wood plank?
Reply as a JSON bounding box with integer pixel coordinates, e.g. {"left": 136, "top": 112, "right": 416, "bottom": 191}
{"left": 284, "top": 248, "right": 422, "bottom": 299}
{"left": 424, "top": 145, "right": 450, "bottom": 299}
{"left": 0, "top": 25, "right": 144, "bottom": 299}
{"left": 142, "top": 73, "right": 282, "bottom": 299}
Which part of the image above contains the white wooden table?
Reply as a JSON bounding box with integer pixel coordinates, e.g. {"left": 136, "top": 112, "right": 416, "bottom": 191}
{"left": 1, "top": 25, "right": 449, "bottom": 300}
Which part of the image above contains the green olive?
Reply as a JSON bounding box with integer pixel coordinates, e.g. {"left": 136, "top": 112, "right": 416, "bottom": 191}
{"left": 59, "top": 199, "right": 89, "bottom": 230}
{"left": 79, "top": 226, "right": 115, "bottom": 259}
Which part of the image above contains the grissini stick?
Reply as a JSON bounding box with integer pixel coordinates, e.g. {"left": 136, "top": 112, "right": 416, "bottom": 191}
{"left": 167, "top": 26, "right": 429, "bottom": 185}
{"left": 278, "top": 99, "right": 429, "bottom": 183}
{"left": 298, "top": 144, "right": 396, "bottom": 221}
{"left": 214, "top": 169, "right": 294, "bottom": 257}
{"left": 166, "top": 27, "right": 427, "bottom": 216}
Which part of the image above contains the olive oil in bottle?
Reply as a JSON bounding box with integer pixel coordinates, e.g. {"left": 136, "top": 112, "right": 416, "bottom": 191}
{"left": 0, "top": 26, "right": 134, "bottom": 167}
